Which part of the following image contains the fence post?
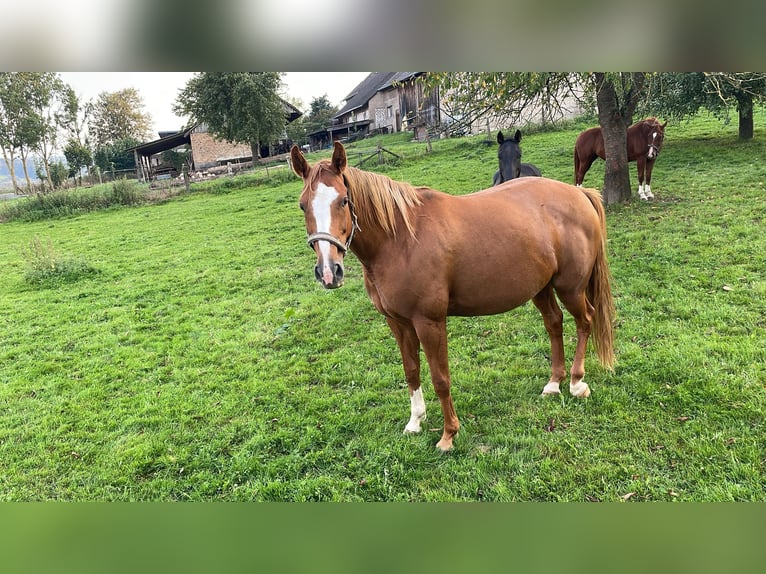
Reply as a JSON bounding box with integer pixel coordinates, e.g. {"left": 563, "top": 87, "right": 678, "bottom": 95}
{"left": 183, "top": 164, "right": 190, "bottom": 193}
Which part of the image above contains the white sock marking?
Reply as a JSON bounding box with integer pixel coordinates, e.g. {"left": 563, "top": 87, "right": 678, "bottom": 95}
{"left": 570, "top": 380, "right": 590, "bottom": 398}
{"left": 404, "top": 387, "right": 426, "bottom": 433}
{"left": 542, "top": 381, "right": 561, "bottom": 395}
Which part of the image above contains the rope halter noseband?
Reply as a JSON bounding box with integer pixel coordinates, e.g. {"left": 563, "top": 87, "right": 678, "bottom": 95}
{"left": 306, "top": 188, "right": 361, "bottom": 254}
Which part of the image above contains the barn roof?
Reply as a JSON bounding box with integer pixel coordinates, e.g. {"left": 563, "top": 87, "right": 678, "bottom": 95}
{"left": 128, "top": 97, "right": 303, "bottom": 158}
{"left": 127, "top": 125, "right": 196, "bottom": 157}
{"left": 334, "top": 72, "right": 397, "bottom": 118}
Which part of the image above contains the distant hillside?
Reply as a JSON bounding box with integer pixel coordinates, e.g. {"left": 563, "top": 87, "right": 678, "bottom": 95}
{"left": 0, "top": 157, "right": 40, "bottom": 190}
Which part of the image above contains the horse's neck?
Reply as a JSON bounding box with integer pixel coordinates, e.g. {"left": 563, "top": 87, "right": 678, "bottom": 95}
{"left": 349, "top": 226, "right": 388, "bottom": 268}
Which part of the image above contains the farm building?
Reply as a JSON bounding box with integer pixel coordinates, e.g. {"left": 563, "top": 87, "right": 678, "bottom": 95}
{"left": 307, "top": 72, "right": 440, "bottom": 149}
{"left": 130, "top": 98, "right": 302, "bottom": 181}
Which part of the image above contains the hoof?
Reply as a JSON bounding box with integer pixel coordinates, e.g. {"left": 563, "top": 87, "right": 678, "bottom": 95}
{"left": 436, "top": 438, "right": 454, "bottom": 453}
{"left": 404, "top": 421, "right": 422, "bottom": 434}
{"left": 541, "top": 381, "right": 561, "bottom": 396}
{"left": 570, "top": 380, "right": 591, "bottom": 398}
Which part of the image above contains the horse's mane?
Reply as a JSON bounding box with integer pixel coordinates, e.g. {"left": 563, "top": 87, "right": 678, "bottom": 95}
{"left": 639, "top": 117, "right": 662, "bottom": 129}
{"left": 341, "top": 165, "right": 423, "bottom": 239}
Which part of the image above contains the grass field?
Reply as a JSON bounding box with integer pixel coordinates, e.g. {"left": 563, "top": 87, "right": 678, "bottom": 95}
{"left": 0, "top": 111, "right": 764, "bottom": 501}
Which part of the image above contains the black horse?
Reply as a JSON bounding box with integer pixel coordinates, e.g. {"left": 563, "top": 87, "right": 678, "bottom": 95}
{"left": 492, "top": 130, "right": 542, "bottom": 185}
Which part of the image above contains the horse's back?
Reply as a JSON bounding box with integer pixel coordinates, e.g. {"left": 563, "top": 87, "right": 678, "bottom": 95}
{"left": 575, "top": 126, "right": 605, "bottom": 159}
{"left": 443, "top": 178, "right": 602, "bottom": 258}
{"left": 417, "top": 178, "right": 603, "bottom": 315}
{"left": 521, "top": 163, "right": 542, "bottom": 177}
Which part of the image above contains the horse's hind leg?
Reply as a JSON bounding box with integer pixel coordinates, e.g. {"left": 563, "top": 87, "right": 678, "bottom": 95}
{"left": 555, "top": 287, "right": 595, "bottom": 398}
{"left": 386, "top": 317, "right": 426, "bottom": 434}
{"left": 575, "top": 153, "right": 597, "bottom": 186}
{"left": 533, "top": 285, "right": 567, "bottom": 396}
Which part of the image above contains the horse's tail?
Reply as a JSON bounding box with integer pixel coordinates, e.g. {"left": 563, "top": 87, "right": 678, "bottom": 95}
{"left": 573, "top": 145, "right": 580, "bottom": 185}
{"left": 581, "top": 187, "right": 616, "bottom": 369}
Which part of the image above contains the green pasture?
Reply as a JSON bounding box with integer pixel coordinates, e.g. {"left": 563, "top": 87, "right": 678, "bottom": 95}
{"left": 0, "top": 111, "right": 764, "bottom": 501}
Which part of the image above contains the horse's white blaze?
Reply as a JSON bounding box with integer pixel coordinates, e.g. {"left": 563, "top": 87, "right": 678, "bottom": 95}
{"left": 312, "top": 182, "right": 339, "bottom": 235}
{"left": 312, "top": 182, "right": 339, "bottom": 280}
{"left": 648, "top": 132, "right": 658, "bottom": 158}
{"left": 404, "top": 387, "right": 426, "bottom": 433}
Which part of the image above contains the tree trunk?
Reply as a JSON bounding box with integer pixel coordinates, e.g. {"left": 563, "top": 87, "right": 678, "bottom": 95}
{"left": 1, "top": 147, "right": 21, "bottom": 194}
{"left": 596, "top": 74, "right": 631, "bottom": 205}
{"left": 19, "top": 148, "right": 34, "bottom": 193}
{"left": 737, "top": 92, "right": 754, "bottom": 140}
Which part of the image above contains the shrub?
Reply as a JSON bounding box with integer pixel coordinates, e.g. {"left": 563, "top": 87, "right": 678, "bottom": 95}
{"left": 0, "top": 181, "right": 146, "bottom": 222}
{"left": 20, "top": 235, "right": 99, "bottom": 286}
{"left": 110, "top": 178, "right": 142, "bottom": 205}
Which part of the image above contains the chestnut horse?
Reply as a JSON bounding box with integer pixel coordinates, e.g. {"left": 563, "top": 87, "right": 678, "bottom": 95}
{"left": 291, "top": 142, "right": 615, "bottom": 452}
{"left": 574, "top": 117, "right": 666, "bottom": 200}
{"left": 492, "top": 130, "right": 542, "bottom": 186}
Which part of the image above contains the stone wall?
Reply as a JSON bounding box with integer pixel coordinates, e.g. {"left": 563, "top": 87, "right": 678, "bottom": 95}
{"left": 190, "top": 132, "right": 251, "bottom": 170}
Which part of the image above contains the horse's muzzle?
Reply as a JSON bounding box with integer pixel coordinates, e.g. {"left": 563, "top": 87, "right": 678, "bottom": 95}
{"left": 315, "top": 261, "right": 345, "bottom": 289}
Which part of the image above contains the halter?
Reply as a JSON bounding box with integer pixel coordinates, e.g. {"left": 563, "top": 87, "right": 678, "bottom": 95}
{"left": 646, "top": 122, "right": 663, "bottom": 158}
{"left": 306, "top": 186, "right": 360, "bottom": 254}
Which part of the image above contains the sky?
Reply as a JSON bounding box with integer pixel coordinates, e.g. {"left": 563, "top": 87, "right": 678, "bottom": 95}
{"left": 58, "top": 72, "right": 370, "bottom": 136}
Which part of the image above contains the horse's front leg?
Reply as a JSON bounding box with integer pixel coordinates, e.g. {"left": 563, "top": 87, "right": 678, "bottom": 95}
{"left": 636, "top": 158, "right": 648, "bottom": 200}
{"left": 644, "top": 159, "right": 655, "bottom": 199}
{"left": 413, "top": 317, "right": 459, "bottom": 452}
{"left": 386, "top": 317, "right": 426, "bottom": 434}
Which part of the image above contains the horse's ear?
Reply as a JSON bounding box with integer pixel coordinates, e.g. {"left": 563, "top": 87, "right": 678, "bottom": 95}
{"left": 290, "top": 145, "right": 309, "bottom": 179}
{"left": 497, "top": 131, "right": 504, "bottom": 144}
{"left": 661, "top": 121, "right": 667, "bottom": 129}
{"left": 514, "top": 129, "right": 522, "bottom": 142}
{"left": 331, "top": 141, "right": 347, "bottom": 174}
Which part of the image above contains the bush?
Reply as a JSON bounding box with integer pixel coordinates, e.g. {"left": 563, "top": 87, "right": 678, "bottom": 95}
{"left": 0, "top": 180, "right": 146, "bottom": 222}
{"left": 110, "top": 178, "right": 142, "bottom": 205}
{"left": 20, "top": 236, "right": 99, "bottom": 286}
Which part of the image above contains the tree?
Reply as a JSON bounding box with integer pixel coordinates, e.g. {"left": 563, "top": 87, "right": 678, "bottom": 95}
{"left": 173, "top": 72, "right": 286, "bottom": 160}
{"left": 0, "top": 72, "right": 30, "bottom": 193}
{"left": 305, "top": 95, "right": 337, "bottom": 138}
{"left": 422, "top": 72, "right": 648, "bottom": 204}
{"left": 25, "top": 72, "right": 71, "bottom": 192}
{"left": 0, "top": 72, "right": 68, "bottom": 194}
{"left": 644, "top": 72, "right": 766, "bottom": 140}
{"left": 93, "top": 136, "right": 142, "bottom": 174}
{"left": 63, "top": 138, "right": 92, "bottom": 184}
{"left": 422, "top": 72, "right": 586, "bottom": 135}
{"left": 88, "top": 87, "right": 152, "bottom": 148}
{"left": 593, "top": 72, "right": 647, "bottom": 205}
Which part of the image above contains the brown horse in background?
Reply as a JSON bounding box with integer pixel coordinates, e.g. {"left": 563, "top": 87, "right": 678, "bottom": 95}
{"left": 291, "top": 142, "right": 615, "bottom": 452}
{"left": 574, "top": 117, "right": 666, "bottom": 200}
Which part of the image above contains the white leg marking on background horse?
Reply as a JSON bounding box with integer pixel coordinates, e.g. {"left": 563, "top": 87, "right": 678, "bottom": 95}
{"left": 644, "top": 184, "right": 654, "bottom": 199}
{"left": 404, "top": 387, "right": 426, "bottom": 433}
{"left": 570, "top": 380, "right": 591, "bottom": 398}
{"left": 542, "top": 381, "right": 561, "bottom": 396}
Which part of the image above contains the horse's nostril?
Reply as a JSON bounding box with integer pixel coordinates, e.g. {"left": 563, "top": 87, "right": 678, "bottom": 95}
{"left": 314, "top": 265, "right": 322, "bottom": 282}
{"left": 335, "top": 264, "right": 344, "bottom": 282}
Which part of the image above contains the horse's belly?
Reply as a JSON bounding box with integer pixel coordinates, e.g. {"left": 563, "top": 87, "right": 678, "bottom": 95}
{"left": 446, "top": 270, "right": 551, "bottom": 316}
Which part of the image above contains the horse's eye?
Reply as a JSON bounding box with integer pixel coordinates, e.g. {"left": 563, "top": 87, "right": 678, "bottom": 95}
{"left": 340, "top": 197, "right": 349, "bottom": 207}
{"left": 299, "top": 202, "right": 306, "bottom": 212}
